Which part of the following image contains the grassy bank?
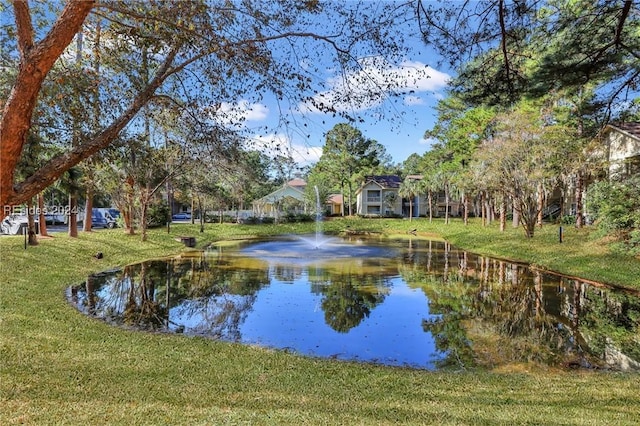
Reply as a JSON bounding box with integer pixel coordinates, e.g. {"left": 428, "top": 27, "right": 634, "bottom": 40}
{"left": 1, "top": 218, "right": 639, "bottom": 425}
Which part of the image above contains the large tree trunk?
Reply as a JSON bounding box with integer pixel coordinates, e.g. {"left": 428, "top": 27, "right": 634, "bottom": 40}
{"left": 37, "top": 192, "right": 49, "bottom": 237}
{"left": 68, "top": 194, "right": 78, "bottom": 238}
{"left": 3, "top": 35, "right": 180, "bottom": 214}
{"left": 83, "top": 188, "right": 94, "bottom": 231}
{"left": 0, "top": 1, "right": 95, "bottom": 217}
{"left": 26, "top": 197, "right": 38, "bottom": 246}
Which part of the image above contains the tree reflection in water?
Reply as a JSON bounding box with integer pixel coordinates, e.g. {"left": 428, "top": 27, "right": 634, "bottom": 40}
{"left": 68, "top": 236, "right": 640, "bottom": 371}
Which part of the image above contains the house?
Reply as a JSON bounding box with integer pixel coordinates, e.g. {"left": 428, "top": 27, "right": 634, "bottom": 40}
{"left": 356, "top": 174, "right": 465, "bottom": 218}
{"left": 602, "top": 122, "right": 640, "bottom": 178}
{"left": 326, "top": 194, "right": 343, "bottom": 216}
{"left": 355, "top": 175, "right": 403, "bottom": 216}
{"left": 252, "top": 178, "right": 343, "bottom": 218}
{"left": 252, "top": 178, "right": 307, "bottom": 218}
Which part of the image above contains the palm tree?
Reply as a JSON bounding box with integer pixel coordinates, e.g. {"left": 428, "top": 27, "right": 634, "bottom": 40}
{"left": 399, "top": 177, "right": 422, "bottom": 221}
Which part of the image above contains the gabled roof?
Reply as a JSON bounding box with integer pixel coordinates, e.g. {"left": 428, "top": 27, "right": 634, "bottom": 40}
{"left": 286, "top": 177, "right": 307, "bottom": 189}
{"left": 365, "top": 175, "right": 402, "bottom": 188}
{"left": 327, "top": 194, "right": 343, "bottom": 204}
{"left": 604, "top": 122, "right": 640, "bottom": 141}
{"left": 253, "top": 182, "right": 305, "bottom": 205}
{"left": 356, "top": 175, "right": 402, "bottom": 193}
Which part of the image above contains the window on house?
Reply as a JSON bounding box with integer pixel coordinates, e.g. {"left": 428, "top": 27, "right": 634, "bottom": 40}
{"left": 367, "top": 190, "right": 381, "bottom": 203}
{"left": 366, "top": 205, "right": 381, "bottom": 215}
{"left": 625, "top": 155, "right": 640, "bottom": 177}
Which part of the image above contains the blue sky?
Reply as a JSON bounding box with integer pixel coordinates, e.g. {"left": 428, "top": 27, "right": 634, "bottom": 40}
{"left": 223, "top": 31, "right": 453, "bottom": 167}
{"left": 42, "top": 1, "right": 453, "bottom": 168}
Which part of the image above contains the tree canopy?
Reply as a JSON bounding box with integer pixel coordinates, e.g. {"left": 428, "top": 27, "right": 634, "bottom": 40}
{"left": 1, "top": 0, "right": 417, "bottom": 215}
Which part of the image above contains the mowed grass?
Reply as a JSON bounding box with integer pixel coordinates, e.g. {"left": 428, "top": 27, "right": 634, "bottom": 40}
{"left": 1, "top": 218, "right": 639, "bottom": 425}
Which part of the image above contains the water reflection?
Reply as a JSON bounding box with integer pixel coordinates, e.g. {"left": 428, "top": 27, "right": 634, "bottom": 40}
{"left": 68, "top": 236, "right": 640, "bottom": 371}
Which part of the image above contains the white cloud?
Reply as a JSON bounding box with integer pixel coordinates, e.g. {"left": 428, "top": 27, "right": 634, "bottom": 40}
{"left": 246, "top": 133, "right": 322, "bottom": 165}
{"left": 213, "top": 100, "right": 269, "bottom": 126}
{"left": 300, "top": 58, "right": 450, "bottom": 114}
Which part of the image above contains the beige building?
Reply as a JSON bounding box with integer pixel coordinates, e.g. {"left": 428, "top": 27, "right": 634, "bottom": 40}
{"left": 355, "top": 175, "right": 403, "bottom": 216}
{"left": 602, "top": 122, "right": 640, "bottom": 178}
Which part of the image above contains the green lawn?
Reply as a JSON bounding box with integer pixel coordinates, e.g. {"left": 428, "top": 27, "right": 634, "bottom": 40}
{"left": 1, "top": 218, "right": 639, "bottom": 425}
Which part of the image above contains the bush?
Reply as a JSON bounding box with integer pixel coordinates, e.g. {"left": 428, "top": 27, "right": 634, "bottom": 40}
{"left": 587, "top": 177, "right": 640, "bottom": 232}
{"left": 146, "top": 203, "right": 170, "bottom": 228}
{"left": 561, "top": 215, "right": 576, "bottom": 225}
{"left": 587, "top": 176, "right": 640, "bottom": 254}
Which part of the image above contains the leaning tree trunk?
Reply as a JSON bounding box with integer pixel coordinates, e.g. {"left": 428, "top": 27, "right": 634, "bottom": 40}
{"left": 0, "top": 2, "right": 95, "bottom": 216}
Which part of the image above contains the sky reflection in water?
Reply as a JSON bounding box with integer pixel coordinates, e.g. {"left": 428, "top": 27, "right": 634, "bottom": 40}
{"left": 68, "top": 235, "right": 640, "bottom": 371}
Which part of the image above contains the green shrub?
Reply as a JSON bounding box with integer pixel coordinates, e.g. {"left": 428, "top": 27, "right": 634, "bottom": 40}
{"left": 146, "top": 203, "right": 170, "bottom": 228}
{"left": 587, "top": 176, "right": 640, "bottom": 254}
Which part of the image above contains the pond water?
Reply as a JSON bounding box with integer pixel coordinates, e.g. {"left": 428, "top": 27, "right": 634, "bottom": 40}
{"left": 67, "top": 235, "right": 640, "bottom": 371}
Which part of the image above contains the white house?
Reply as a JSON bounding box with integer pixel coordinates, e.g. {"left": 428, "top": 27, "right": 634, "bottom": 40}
{"left": 252, "top": 178, "right": 343, "bottom": 218}
{"left": 252, "top": 178, "right": 308, "bottom": 218}
{"left": 602, "top": 122, "right": 640, "bottom": 178}
{"left": 355, "top": 175, "right": 403, "bottom": 216}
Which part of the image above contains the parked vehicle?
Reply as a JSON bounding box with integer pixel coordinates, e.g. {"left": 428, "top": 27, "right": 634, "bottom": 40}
{"left": 1, "top": 215, "right": 39, "bottom": 235}
{"left": 172, "top": 212, "right": 191, "bottom": 221}
{"left": 44, "top": 213, "right": 66, "bottom": 225}
{"left": 94, "top": 208, "right": 119, "bottom": 228}
{"left": 90, "top": 209, "right": 119, "bottom": 229}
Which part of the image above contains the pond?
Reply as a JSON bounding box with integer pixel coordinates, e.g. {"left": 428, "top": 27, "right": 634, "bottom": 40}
{"left": 67, "top": 234, "right": 640, "bottom": 371}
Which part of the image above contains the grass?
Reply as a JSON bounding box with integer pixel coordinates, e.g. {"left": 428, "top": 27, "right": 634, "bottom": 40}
{"left": 1, "top": 218, "right": 639, "bottom": 425}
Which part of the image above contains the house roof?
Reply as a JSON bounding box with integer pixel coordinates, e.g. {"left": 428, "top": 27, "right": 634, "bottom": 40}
{"left": 286, "top": 177, "right": 307, "bottom": 189}
{"left": 355, "top": 175, "right": 402, "bottom": 194}
{"left": 363, "top": 175, "right": 402, "bottom": 189}
{"left": 605, "top": 122, "right": 640, "bottom": 141}
{"left": 253, "top": 182, "right": 305, "bottom": 205}
{"left": 327, "top": 194, "right": 343, "bottom": 204}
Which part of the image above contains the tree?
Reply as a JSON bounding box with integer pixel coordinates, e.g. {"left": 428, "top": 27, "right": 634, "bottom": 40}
{"left": 398, "top": 176, "right": 421, "bottom": 221}
{"left": 1, "top": 1, "right": 94, "bottom": 214}
{"left": 1, "top": 1, "right": 417, "bottom": 217}
{"left": 472, "top": 104, "right": 573, "bottom": 238}
{"left": 316, "top": 123, "right": 387, "bottom": 216}
{"left": 417, "top": 1, "right": 639, "bottom": 116}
